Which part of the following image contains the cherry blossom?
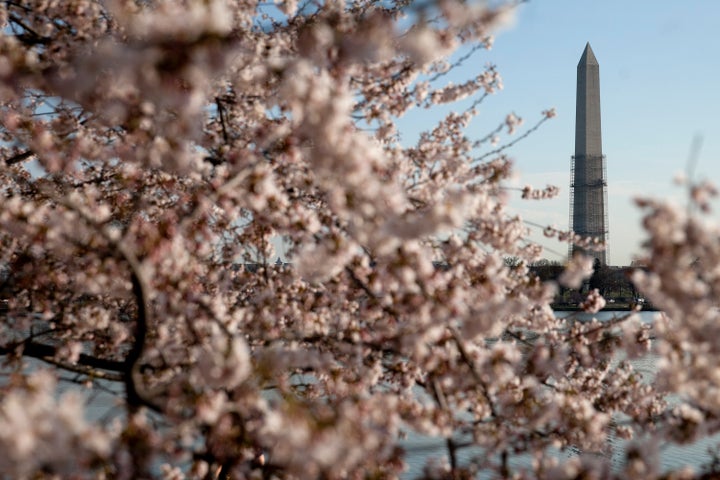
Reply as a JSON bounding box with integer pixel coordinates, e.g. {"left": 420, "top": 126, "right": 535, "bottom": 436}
{"left": 0, "top": 1, "right": 718, "bottom": 479}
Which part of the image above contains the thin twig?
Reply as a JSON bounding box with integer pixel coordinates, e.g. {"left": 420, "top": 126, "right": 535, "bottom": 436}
{"left": 430, "top": 379, "right": 458, "bottom": 473}
{"left": 448, "top": 326, "right": 497, "bottom": 418}
{"left": 473, "top": 115, "right": 551, "bottom": 163}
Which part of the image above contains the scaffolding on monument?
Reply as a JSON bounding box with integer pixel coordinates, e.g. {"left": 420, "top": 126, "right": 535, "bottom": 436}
{"left": 568, "top": 154, "right": 609, "bottom": 263}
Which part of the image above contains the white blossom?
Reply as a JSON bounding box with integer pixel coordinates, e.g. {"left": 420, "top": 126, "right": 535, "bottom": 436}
{"left": 559, "top": 254, "right": 595, "bottom": 289}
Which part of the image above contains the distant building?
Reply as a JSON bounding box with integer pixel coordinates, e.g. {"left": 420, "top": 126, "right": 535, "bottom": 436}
{"left": 570, "top": 43, "right": 609, "bottom": 265}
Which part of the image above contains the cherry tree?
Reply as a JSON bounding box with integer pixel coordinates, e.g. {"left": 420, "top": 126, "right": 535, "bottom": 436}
{"left": 0, "top": 0, "right": 718, "bottom": 478}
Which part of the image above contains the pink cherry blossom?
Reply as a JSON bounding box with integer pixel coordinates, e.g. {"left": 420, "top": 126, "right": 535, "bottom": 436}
{"left": 0, "top": 1, "right": 718, "bottom": 478}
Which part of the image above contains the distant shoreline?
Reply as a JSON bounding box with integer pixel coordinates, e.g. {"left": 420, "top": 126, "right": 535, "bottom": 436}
{"left": 552, "top": 303, "right": 658, "bottom": 312}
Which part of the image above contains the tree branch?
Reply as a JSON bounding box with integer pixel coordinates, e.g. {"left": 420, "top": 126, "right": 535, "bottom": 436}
{"left": 122, "top": 256, "right": 161, "bottom": 412}
{"left": 0, "top": 340, "right": 126, "bottom": 376}
{"left": 429, "top": 379, "right": 458, "bottom": 473}
{"left": 448, "top": 326, "right": 498, "bottom": 418}
{"left": 33, "top": 355, "right": 124, "bottom": 381}
{"left": 5, "top": 149, "right": 35, "bottom": 165}
{"left": 51, "top": 195, "right": 163, "bottom": 413}
{"left": 473, "top": 115, "right": 551, "bottom": 163}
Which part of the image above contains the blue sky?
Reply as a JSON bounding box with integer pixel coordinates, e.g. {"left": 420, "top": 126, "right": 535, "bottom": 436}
{"left": 399, "top": 1, "right": 720, "bottom": 266}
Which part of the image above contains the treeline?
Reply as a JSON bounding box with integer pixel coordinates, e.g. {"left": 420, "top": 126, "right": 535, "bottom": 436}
{"left": 527, "top": 259, "right": 647, "bottom": 308}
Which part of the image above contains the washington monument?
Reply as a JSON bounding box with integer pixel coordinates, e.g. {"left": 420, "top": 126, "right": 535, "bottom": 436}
{"left": 570, "top": 43, "right": 608, "bottom": 265}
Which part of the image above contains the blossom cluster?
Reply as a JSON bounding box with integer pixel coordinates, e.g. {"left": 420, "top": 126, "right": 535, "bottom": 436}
{"left": 0, "top": 1, "right": 716, "bottom": 479}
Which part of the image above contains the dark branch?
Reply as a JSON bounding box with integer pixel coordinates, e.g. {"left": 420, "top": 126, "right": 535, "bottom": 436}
{"left": 35, "top": 355, "right": 124, "bottom": 381}
{"left": 5, "top": 149, "right": 35, "bottom": 165}
{"left": 216, "top": 96, "right": 230, "bottom": 145}
{"left": 121, "top": 245, "right": 163, "bottom": 413}
{"left": 49, "top": 196, "right": 164, "bottom": 413}
{"left": 8, "top": 13, "right": 51, "bottom": 46}
{"left": 0, "top": 340, "right": 126, "bottom": 374}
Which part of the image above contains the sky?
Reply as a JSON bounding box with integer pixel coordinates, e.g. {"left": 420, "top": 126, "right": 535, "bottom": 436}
{"left": 399, "top": 1, "right": 720, "bottom": 266}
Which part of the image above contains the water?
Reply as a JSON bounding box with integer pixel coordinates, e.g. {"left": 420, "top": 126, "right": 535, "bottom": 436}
{"left": 402, "top": 311, "right": 720, "bottom": 478}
